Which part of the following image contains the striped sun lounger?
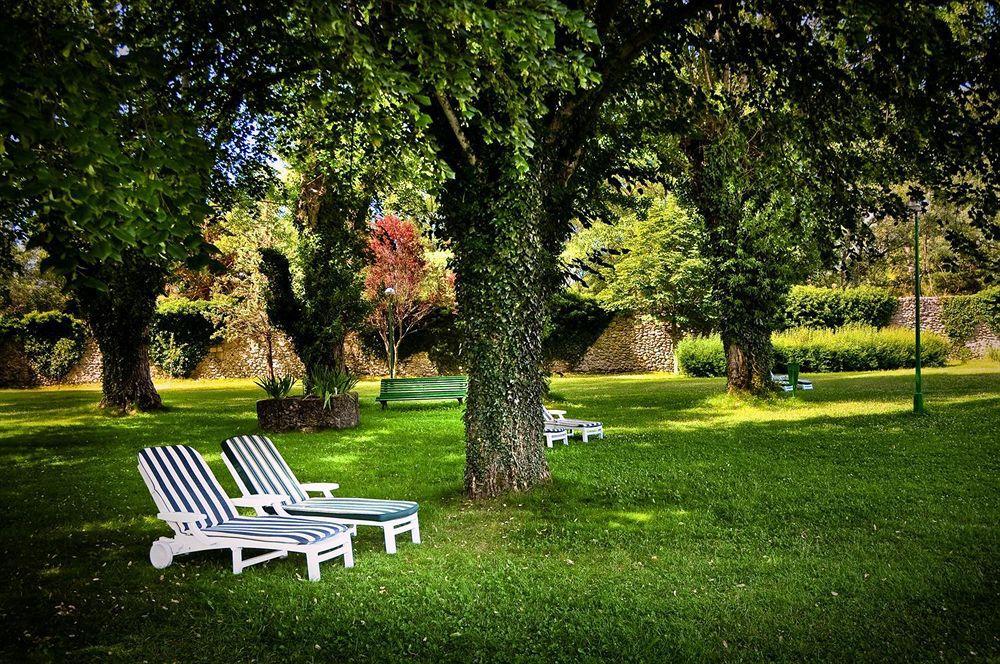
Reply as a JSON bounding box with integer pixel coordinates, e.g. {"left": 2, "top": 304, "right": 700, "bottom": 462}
{"left": 221, "top": 435, "right": 421, "bottom": 554}
{"left": 137, "top": 445, "right": 354, "bottom": 580}
{"left": 543, "top": 406, "right": 604, "bottom": 442}
{"left": 544, "top": 425, "right": 570, "bottom": 448}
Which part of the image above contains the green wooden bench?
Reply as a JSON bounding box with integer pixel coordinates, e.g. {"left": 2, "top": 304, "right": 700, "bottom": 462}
{"left": 376, "top": 376, "right": 468, "bottom": 409}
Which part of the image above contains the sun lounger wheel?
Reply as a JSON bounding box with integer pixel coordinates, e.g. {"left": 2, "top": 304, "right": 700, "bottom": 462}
{"left": 150, "top": 541, "right": 173, "bottom": 569}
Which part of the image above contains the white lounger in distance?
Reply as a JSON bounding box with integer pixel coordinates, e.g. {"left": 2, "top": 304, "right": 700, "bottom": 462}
{"left": 543, "top": 406, "right": 604, "bottom": 442}
{"left": 544, "top": 425, "right": 570, "bottom": 448}
{"left": 137, "top": 445, "right": 354, "bottom": 581}
{"left": 222, "top": 435, "right": 420, "bottom": 554}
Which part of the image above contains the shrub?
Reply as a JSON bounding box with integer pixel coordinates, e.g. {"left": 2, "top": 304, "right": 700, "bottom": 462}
{"left": 980, "top": 287, "right": 1000, "bottom": 334}
{"left": 149, "top": 297, "right": 226, "bottom": 377}
{"left": 987, "top": 347, "right": 1000, "bottom": 364}
{"left": 783, "top": 286, "right": 897, "bottom": 329}
{"left": 18, "top": 311, "right": 87, "bottom": 379}
{"left": 677, "top": 326, "right": 949, "bottom": 377}
{"left": 0, "top": 315, "right": 22, "bottom": 342}
{"left": 772, "top": 325, "right": 948, "bottom": 372}
{"left": 543, "top": 291, "right": 613, "bottom": 364}
{"left": 676, "top": 335, "right": 727, "bottom": 377}
{"left": 940, "top": 294, "right": 983, "bottom": 346}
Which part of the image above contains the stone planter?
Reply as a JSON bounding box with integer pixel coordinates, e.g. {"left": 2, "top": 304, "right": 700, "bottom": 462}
{"left": 256, "top": 393, "right": 360, "bottom": 432}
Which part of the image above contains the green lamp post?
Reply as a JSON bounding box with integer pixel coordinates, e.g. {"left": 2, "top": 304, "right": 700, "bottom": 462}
{"left": 908, "top": 198, "right": 928, "bottom": 415}
{"left": 384, "top": 286, "right": 397, "bottom": 379}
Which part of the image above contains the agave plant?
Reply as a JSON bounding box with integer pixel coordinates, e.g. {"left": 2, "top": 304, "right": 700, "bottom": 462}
{"left": 306, "top": 366, "right": 360, "bottom": 409}
{"left": 254, "top": 374, "right": 297, "bottom": 399}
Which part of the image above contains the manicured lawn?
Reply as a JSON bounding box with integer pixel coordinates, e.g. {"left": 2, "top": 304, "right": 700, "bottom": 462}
{"left": 1, "top": 363, "right": 998, "bottom": 661}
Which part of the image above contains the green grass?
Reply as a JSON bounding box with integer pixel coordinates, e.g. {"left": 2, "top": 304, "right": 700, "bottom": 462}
{"left": 1, "top": 363, "right": 998, "bottom": 661}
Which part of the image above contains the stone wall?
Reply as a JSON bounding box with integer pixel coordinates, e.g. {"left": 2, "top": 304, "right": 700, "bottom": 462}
{"left": 19, "top": 330, "right": 439, "bottom": 386}
{"left": 567, "top": 314, "right": 677, "bottom": 374}
{"left": 5, "top": 296, "right": 997, "bottom": 387}
{"left": 891, "top": 296, "right": 1000, "bottom": 358}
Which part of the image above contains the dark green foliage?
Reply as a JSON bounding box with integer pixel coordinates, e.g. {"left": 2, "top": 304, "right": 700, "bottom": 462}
{"left": 675, "top": 336, "right": 727, "bottom": 378}
{"left": 254, "top": 374, "right": 297, "bottom": 399}
{"left": 783, "top": 286, "right": 899, "bottom": 330}
{"left": 680, "top": 326, "right": 949, "bottom": 376}
{"left": 981, "top": 287, "right": 1000, "bottom": 334}
{"left": 0, "top": 314, "right": 23, "bottom": 342}
{"left": 258, "top": 178, "right": 371, "bottom": 378}
{"left": 940, "top": 288, "right": 1000, "bottom": 346}
{"left": 18, "top": 311, "right": 86, "bottom": 380}
{"left": 543, "top": 291, "right": 612, "bottom": 365}
{"left": 149, "top": 297, "right": 226, "bottom": 378}
{"left": 940, "top": 295, "right": 984, "bottom": 346}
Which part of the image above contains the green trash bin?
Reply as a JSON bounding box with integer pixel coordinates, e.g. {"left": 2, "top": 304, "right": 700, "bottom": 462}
{"left": 787, "top": 362, "right": 800, "bottom": 395}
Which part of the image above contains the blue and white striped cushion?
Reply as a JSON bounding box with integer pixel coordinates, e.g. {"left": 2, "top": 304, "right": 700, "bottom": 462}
{"left": 202, "top": 515, "right": 350, "bottom": 545}
{"left": 222, "top": 435, "right": 309, "bottom": 504}
{"left": 138, "top": 445, "right": 238, "bottom": 531}
{"left": 281, "top": 498, "right": 419, "bottom": 523}
{"left": 550, "top": 418, "right": 602, "bottom": 428}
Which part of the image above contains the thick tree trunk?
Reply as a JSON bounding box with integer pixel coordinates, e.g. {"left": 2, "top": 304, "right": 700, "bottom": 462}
{"left": 75, "top": 252, "right": 164, "bottom": 412}
{"left": 721, "top": 326, "right": 775, "bottom": 393}
{"left": 446, "top": 168, "right": 551, "bottom": 499}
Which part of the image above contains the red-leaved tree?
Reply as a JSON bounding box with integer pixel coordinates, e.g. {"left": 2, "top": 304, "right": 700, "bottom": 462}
{"left": 365, "top": 214, "right": 454, "bottom": 369}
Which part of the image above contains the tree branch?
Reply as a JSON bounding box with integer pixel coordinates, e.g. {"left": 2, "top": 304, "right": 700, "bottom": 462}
{"left": 434, "top": 91, "right": 478, "bottom": 168}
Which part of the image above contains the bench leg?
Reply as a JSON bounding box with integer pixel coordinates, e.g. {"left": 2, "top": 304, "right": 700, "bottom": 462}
{"left": 380, "top": 401, "right": 387, "bottom": 410}
{"left": 411, "top": 518, "right": 421, "bottom": 544}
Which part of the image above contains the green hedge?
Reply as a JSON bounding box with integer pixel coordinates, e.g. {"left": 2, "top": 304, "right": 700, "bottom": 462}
{"left": 773, "top": 325, "right": 948, "bottom": 372}
{"left": 783, "top": 286, "right": 898, "bottom": 329}
{"left": 678, "top": 325, "right": 949, "bottom": 377}
{"left": 940, "top": 287, "right": 1000, "bottom": 346}
{"left": 675, "top": 336, "right": 727, "bottom": 377}
{"left": 17, "top": 311, "right": 87, "bottom": 379}
{"left": 149, "top": 297, "right": 227, "bottom": 377}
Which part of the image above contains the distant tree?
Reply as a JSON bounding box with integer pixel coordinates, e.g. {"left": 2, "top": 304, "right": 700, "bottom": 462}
{"left": 259, "top": 168, "right": 372, "bottom": 379}
{"left": 212, "top": 194, "right": 299, "bottom": 379}
{"left": 364, "top": 214, "right": 455, "bottom": 367}
{"left": 0, "top": 0, "right": 300, "bottom": 410}
{"left": 567, "top": 188, "right": 716, "bottom": 372}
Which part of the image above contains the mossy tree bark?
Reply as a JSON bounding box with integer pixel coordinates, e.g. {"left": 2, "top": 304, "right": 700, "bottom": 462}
{"left": 75, "top": 251, "right": 164, "bottom": 412}
{"left": 682, "top": 135, "right": 789, "bottom": 395}
{"left": 444, "top": 166, "right": 551, "bottom": 499}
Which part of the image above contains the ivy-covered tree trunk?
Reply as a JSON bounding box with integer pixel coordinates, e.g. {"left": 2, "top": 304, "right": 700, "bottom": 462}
{"left": 75, "top": 252, "right": 164, "bottom": 412}
{"left": 721, "top": 326, "right": 773, "bottom": 393}
{"left": 682, "top": 135, "right": 789, "bottom": 395}
{"left": 445, "top": 168, "right": 551, "bottom": 499}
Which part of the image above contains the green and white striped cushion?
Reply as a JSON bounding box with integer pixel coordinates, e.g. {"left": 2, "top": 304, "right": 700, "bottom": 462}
{"left": 282, "top": 498, "right": 419, "bottom": 523}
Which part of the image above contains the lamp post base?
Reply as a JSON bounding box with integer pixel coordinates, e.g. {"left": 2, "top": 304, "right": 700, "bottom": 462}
{"left": 913, "top": 393, "right": 925, "bottom": 415}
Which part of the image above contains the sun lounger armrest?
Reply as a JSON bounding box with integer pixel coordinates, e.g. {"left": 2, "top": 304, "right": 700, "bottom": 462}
{"left": 232, "top": 495, "right": 290, "bottom": 508}
{"left": 157, "top": 511, "right": 207, "bottom": 524}
{"left": 547, "top": 409, "right": 567, "bottom": 418}
{"left": 300, "top": 482, "right": 339, "bottom": 497}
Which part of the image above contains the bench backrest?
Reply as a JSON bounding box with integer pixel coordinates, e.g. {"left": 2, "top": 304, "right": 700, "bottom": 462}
{"left": 378, "top": 376, "right": 468, "bottom": 399}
